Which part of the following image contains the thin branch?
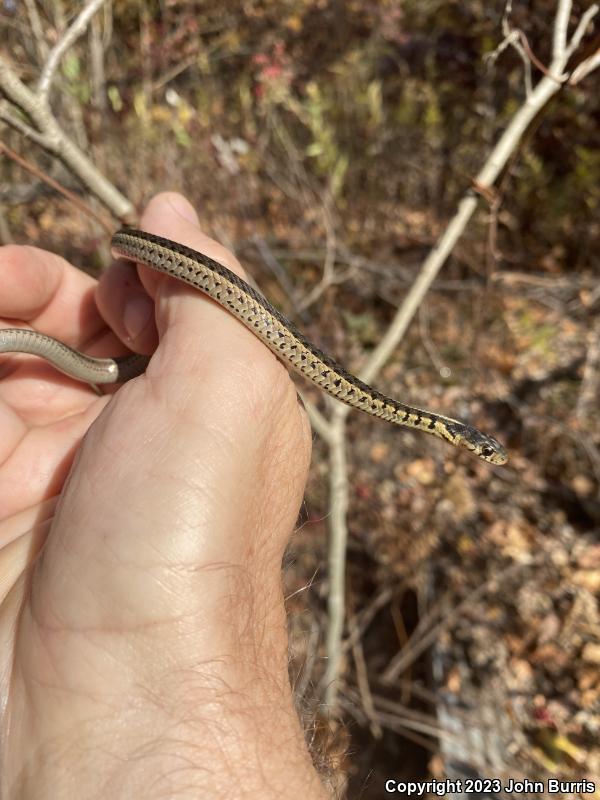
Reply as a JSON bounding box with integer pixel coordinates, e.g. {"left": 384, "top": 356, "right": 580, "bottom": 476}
{"left": 0, "top": 142, "right": 113, "bottom": 234}
{"left": 552, "top": 0, "right": 573, "bottom": 59}
{"left": 0, "top": 61, "right": 42, "bottom": 126}
{"left": 38, "top": 0, "right": 108, "bottom": 104}
{"left": 304, "top": 397, "right": 334, "bottom": 444}
{"left": 513, "top": 38, "right": 533, "bottom": 96}
{"left": 381, "top": 563, "right": 528, "bottom": 683}
{"left": 322, "top": 412, "right": 349, "bottom": 708}
{"left": 342, "top": 687, "right": 460, "bottom": 746}
{"left": 251, "top": 233, "right": 310, "bottom": 324}
{"left": 569, "top": 47, "right": 600, "bottom": 83}
{"left": 565, "top": 3, "right": 599, "bottom": 59}
{"left": 297, "top": 199, "right": 340, "bottom": 312}
{"left": 341, "top": 586, "right": 396, "bottom": 654}
{"left": 0, "top": 105, "right": 49, "bottom": 146}
{"left": 102, "top": 0, "right": 113, "bottom": 50}
{"left": 23, "top": 0, "right": 49, "bottom": 64}
{"left": 151, "top": 53, "right": 197, "bottom": 94}
{"left": 52, "top": 0, "right": 68, "bottom": 32}
{"left": 340, "top": 693, "right": 440, "bottom": 752}
{"left": 293, "top": 617, "right": 321, "bottom": 702}
{"left": 351, "top": 626, "right": 382, "bottom": 739}
{"left": 366, "top": 693, "right": 450, "bottom": 737}
{"left": 485, "top": 2, "right": 533, "bottom": 96}
{"left": 89, "top": 13, "right": 108, "bottom": 115}
{"left": 517, "top": 30, "right": 561, "bottom": 82}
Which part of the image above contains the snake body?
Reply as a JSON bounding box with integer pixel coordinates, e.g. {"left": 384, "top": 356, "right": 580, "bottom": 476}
{"left": 0, "top": 229, "right": 507, "bottom": 465}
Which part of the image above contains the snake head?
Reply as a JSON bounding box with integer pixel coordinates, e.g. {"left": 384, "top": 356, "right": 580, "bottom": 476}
{"left": 445, "top": 422, "right": 508, "bottom": 465}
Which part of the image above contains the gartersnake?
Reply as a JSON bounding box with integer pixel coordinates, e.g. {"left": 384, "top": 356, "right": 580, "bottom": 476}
{"left": 0, "top": 229, "right": 508, "bottom": 465}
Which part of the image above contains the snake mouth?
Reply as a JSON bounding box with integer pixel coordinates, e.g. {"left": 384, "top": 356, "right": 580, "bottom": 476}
{"left": 447, "top": 422, "right": 507, "bottom": 464}
{"left": 473, "top": 436, "right": 508, "bottom": 465}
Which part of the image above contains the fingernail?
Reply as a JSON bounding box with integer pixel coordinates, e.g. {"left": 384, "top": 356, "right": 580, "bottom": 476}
{"left": 123, "top": 294, "right": 154, "bottom": 342}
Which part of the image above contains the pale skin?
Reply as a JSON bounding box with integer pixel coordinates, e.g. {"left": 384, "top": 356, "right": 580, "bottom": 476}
{"left": 0, "top": 193, "right": 328, "bottom": 799}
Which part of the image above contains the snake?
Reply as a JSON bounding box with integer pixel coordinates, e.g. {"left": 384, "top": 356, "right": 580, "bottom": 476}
{"left": 0, "top": 229, "right": 507, "bottom": 465}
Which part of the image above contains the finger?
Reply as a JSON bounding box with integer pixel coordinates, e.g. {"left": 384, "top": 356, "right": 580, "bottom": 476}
{"left": 0, "top": 245, "right": 138, "bottom": 401}
{"left": 96, "top": 193, "right": 205, "bottom": 352}
{"left": 0, "top": 244, "right": 103, "bottom": 347}
{"left": 132, "top": 193, "right": 295, "bottom": 426}
{"left": 138, "top": 193, "right": 257, "bottom": 360}
{"left": 94, "top": 258, "right": 157, "bottom": 354}
{"left": 97, "top": 193, "right": 251, "bottom": 356}
{"left": 139, "top": 192, "right": 249, "bottom": 289}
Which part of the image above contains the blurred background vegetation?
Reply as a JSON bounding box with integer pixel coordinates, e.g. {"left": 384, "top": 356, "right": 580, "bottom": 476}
{"left": 1, "top": 0, "right": 599, "bottom": 796}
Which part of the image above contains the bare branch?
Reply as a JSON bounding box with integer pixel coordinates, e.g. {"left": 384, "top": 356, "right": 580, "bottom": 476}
{"left": 151, "top": 53, "right": 197, "bottom": 94}
{"left": 485, "top": 1, "right": 533, "bottom": 96}
{"left": 292, "top": 617, "right": 321, "bottom": 702}
{"left": 322, "top": 411, "right": 350, "bottom": 708}
{"left": 102, "top": 1, "right": 114, "bottom": 50}
{"left": 553, "top": 0, "right": 573, "bottom": 59}
{"left": 341, "top": 586, "right": 395, "bottom": 654}
{"left": 351, "top": 625, "right": 382, "bottom": 739}
{"left": 569, "top": 47, "right": 600, "bottom": 83}
{"left": 38, "top": 0, "right": 108, "bottom": 104}
{"left": 502, "top": 0, "right": 514, "bottom": 34}
{"left": 251, "top": 233, "right": 310, "bottom": 324}
{"left": 342, "top": 687, "right": 458, "bottom": 746}
{"left": 89, "top": 13, "right": 108, "bottom": 114}
{"left": 0, "top": 105, "right": 50, "bottom": 146}
{"left": 565, "top": 3, "right": 599, "bottom": 59}
{"left": 0, "top": 60, "right": 42, "bottom": 124}
{"left": 324, "top": 72, "right": 562, "bottom": 408}
{"left": 303, "top": 398, "right": 334, "bottom": 444}
{"left": 513, "top": 39, "right": 533, "bottom": 96}
{"left": 23, "top": 0, "right": 49, "bottom": 63}
{"left": 52, "top": 0, "right": 68, "bottom": 31}
{"left": 0, "top": 55, "right": 134, "bottom": 220}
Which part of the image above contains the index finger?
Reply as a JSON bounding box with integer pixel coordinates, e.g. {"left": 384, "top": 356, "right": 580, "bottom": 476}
{"left": 0, "top": 244, "right": 112, "bottom": 353}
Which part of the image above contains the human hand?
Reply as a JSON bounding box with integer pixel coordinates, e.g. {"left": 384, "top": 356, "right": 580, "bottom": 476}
{"left": 0, "top": 193, "right": 325, "bottom": 798}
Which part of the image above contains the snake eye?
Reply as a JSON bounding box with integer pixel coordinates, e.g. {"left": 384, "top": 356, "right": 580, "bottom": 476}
{"left": 481, "top": 444, "right": 495, "bottom": 459}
